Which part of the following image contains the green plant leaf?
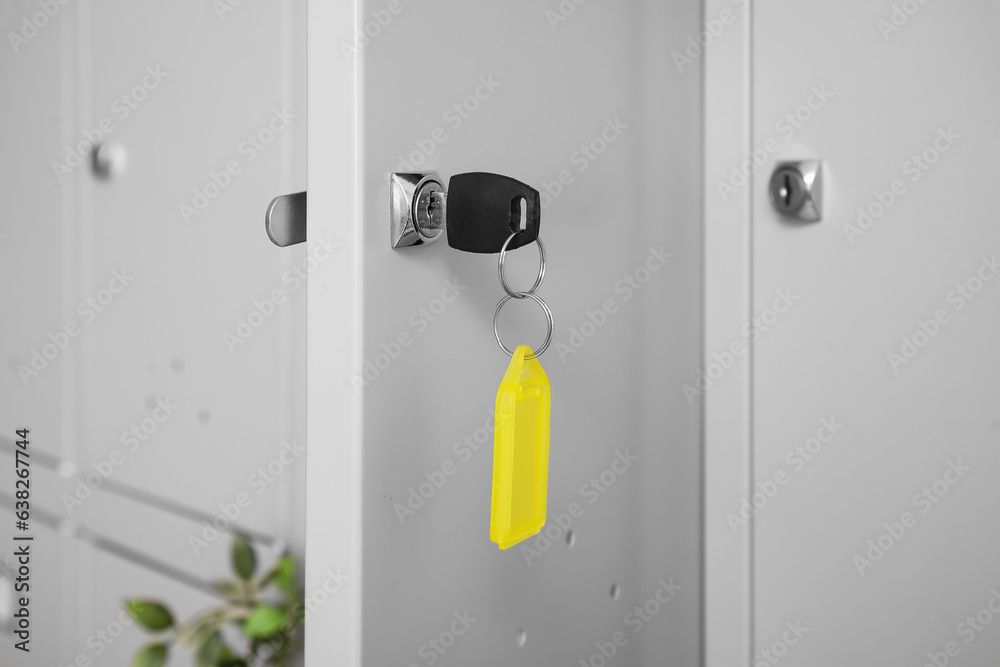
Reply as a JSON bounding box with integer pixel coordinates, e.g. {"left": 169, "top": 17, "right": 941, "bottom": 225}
{"left": 125, "top": 601, "right": 174, "bottom": 632}
{"left": 261, "top": 555, "right": 298, "bottom": 599}
{"left": 213, "top": 580, "right": 240, "bottom": 596}
{"left": 259, "top": 564, "right": 279, "bottom": 588}
{"left": 275, "top": 556, "right": 298, "bottom": 599}
{"left": 213, "top": 580, "right": 247, "bottom": 605}
{"left": 186, "top": 618, "right": 220, "bottom": 650}
{"left": 196, "top": 631, "right": 225, "bottom": 667}
{"left": 131, "top": 642, "right": 168, "bottom": 667}
{"left": 244, "top": 605, "right": 286, "bottom": 638}
{"left": 231, "top": 535, "right": 256, "bottom": 581}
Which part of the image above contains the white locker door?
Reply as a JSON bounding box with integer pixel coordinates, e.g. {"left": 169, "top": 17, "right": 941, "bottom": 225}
{"left": 305, "top": 1, "right": 704, "bottom": 666}
{"left": 750, "top": 2, "right": 1000, "bottom": 665}
{"left": 1, "top": 1, "right": 305, "bottom": 665}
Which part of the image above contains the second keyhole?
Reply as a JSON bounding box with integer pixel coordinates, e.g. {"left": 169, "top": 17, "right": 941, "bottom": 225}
{"left": 768, "top": 166, "right": 808, "bottom": 216}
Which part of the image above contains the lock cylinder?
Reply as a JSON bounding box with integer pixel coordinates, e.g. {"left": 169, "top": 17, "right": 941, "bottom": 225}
{"left": 768, "top": 160, "right": 823, "bottom": 222}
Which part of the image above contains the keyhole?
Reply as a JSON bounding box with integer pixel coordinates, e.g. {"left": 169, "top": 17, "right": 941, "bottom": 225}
{"left": 782, "top": 173, "right": 793, "bottom": 207}
{"left": 769, "top": 162, "right": 821, "bottom": 220}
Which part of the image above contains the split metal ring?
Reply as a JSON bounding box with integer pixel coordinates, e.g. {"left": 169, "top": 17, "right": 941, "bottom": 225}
{"left": 493, "top": 292, "right": 554, "bottom": 359}
{"left": 498, "top": 233, "right": 546, "bottom": 299}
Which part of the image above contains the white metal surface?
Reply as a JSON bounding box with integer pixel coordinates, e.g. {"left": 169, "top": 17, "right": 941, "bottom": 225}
{"left": 0, "top": 1, "right": 306, "bottom": 665}
{"left": 305, "top": 1, "right": 363, "bottom": 665}
{"left": 703, "top": 0, "right": 753, "bottom": 665}
{"left": 749, "top": 2, "right": 1000, "bottom": 665}
{"left": 306, "top": 1, "right": 704, "bottom": 665}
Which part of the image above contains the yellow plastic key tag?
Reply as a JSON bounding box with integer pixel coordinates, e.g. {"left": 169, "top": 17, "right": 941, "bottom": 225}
{"left": 490, "top": 345, "right": 551, "bottom": 550}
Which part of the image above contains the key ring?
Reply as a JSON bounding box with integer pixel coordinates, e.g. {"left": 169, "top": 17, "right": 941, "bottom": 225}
{"left": 493, "top": 292, "right": 554, "bottom": 359}
{"left": 493, "top": 231, "right": 553, "bottom": 359}
{"left": 498, "top": 233, "right": 546, "bottom": 299}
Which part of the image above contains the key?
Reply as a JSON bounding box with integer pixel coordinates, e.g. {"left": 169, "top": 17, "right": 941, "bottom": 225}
{"left": 446, "top": 172, "right": 541, "bottom": 253}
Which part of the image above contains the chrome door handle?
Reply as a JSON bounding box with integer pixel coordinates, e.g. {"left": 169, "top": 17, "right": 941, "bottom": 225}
{"left": 265, "top": 191, "right": 307, "bottom": 247}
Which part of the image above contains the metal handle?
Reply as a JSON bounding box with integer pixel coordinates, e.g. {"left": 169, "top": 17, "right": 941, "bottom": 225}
{"left": 265, "top": 191, "right": 307, "bottom": 247}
